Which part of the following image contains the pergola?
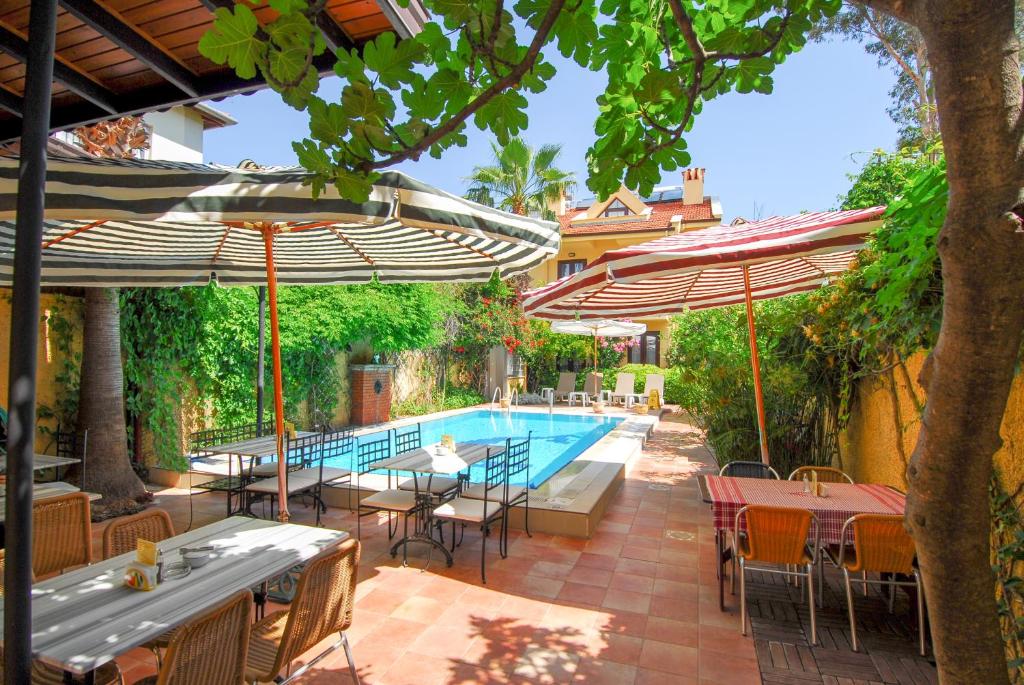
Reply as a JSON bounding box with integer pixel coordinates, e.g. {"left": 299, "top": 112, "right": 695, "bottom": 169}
{"left": 1, "top": 1, "right": 426, "bottom": 679}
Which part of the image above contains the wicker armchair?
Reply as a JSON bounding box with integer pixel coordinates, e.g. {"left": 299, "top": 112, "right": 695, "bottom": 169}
{"left": 788, "top": 466, "right": 854, "bottom": 484}
{"left": 245, "top": 539, "right": 361, "bottom": 685}
{"left": 827, "top": 513, "right": 927, "bottom": 656}
{"left": 136, "top": 590, "right": 253, "bottom": 685}
{"left": 102, "top": 509, "right": 175, "bottom": 559}
{"left": 32, "top": 492, "right": 92, "bottom": 578}
{"left": 733, "top": 505, "right": 819, "bottom": 645}
{"left": 0, "top": 551, "right": 121, "bottom": 684}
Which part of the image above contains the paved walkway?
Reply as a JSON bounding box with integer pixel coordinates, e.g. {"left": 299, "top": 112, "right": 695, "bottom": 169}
{"left": 95, "top": 412, "right": 933, "bottom": 684}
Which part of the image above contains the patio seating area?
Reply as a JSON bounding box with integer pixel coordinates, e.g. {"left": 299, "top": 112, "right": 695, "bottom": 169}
{"left": 72, "top": 412, "right": 936, "bottom": 684}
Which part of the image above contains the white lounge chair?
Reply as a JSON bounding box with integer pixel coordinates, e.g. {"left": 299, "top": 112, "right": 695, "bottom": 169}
{"left": 610, "top": 373, "right": 636, "bottom": 406}
{"left": 641, "top": 374, "right": 665, "bottom": 405}
{"left": 585, "top": 372, "right": 605, "bottom": 403}
{"left": 552, "top": 372, "right": 578, "bottom": 402}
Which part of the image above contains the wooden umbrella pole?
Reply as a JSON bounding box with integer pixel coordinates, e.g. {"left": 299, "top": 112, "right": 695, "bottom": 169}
{"left": 262, "top": 226, "right": 290, "bottom": 521}
{"left": 742, "top": 265, "right": 770, "bottom": 464}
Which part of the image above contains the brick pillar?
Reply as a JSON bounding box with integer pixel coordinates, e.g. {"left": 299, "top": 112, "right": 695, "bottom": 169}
{"left": 349, "top": 364, "right": 394, "bottom": 426}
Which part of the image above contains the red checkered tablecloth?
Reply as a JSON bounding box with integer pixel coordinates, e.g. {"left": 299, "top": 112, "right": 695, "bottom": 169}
{"left": 705, "top": 475, "right": 906, "bottom": 545}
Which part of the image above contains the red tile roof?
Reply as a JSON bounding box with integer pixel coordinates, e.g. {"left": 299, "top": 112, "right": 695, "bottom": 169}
{"left": 560, "top": 198, "right": 717, "bottom": 236}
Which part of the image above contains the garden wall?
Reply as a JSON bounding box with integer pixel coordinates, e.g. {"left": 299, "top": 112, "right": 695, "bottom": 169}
{"left": 840, "top": 350, "right": 1024, "bottom": 495}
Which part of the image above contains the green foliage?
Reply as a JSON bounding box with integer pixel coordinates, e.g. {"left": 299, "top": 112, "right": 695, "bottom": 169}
{"left": 840, "top": 149, "right": 934, "bottom": 210}
{"left": 392, "top": 385, "right": 485, "bottom": 418}
{"left": 35, "top": 296, "right": 83, "bottom": 444}
{"left": 991, "top": 476, "right": 1024, "bottom": 683}
{"left": 200, "top": 0, "right": 842, "bottom": 201}
{"left": 465, "top": 138, "right": 575, "bottom": 218}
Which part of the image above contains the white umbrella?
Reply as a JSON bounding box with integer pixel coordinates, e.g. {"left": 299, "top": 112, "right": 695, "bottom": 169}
{"left": 550, "top": 319, "right": 646, "bottom": 374}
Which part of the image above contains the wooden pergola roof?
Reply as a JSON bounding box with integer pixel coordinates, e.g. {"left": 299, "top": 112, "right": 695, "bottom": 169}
{"left": 0, "top": 0, "right": 427, "bottom": 142}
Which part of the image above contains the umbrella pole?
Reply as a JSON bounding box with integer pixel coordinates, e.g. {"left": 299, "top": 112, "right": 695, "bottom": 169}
{"left": 742, "top": 265, "right": 770, "bottom": 464}
{"left": 256, "top": 285, "right": 266, "bottom": 435}
{"left": 262, "top": 227, "right": 290, "bottom": 521}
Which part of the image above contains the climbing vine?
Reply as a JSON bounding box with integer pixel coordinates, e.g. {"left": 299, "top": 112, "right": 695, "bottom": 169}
{"left": 992, "top": 476, "right": 1024, "bottom": 684}
{"left": 35, "top": 295, "right": 83, "bottom": 445}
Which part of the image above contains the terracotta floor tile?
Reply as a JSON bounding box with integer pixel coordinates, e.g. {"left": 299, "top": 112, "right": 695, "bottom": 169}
{"left": 519, "top": 574, "right": 565, "bottom": 600}
{"left": 379, "top": 651, "right": 453, "bottom": 685}
{"left": 698, "top": 650, "right": 761, "bottom": 685}
{"left": 619, "top": 545, "right": 663, "bottom": 563}
{"left": 599, "top": 632, "right": 645, "bottom": 666}
{"left": 567, "top": 565, "right": 614, "bottom": 587}
{"left": 361, "top": 617, "right": 429, "bottom": 651}
{"left": 602, "top": 588, "right": 652, "bottom": 614}
{"left": 644, "top": 615, "right": 701, "bottom": 648}
{"left": 636, "top": 667, "right": 699, "bottom": 685}
{"left": 610, "top": 572, "right": 656, "bottom": 594}
{"left": 572, "top": 658, "right": 638, "bottom": 685}
{"left": 389, "top": 595, "right": 447, "bottom": 625}
{"left": 652, "top": 578, "right": 699, "bottom": 600}
{"left": 594, "top": 609, "right": 649, "bottom": 638}
{"left": 529, "top": 560, "right": 574, "bottom": 579}
{"left": 615, "top": 558, "right": 659, "bottom": 578}
{"left": 557, "top": 581, "right": 608, "bottom": 608}
{"left": 576, "top": 552, "right": 620, "bottom": 571}
{"left": 649, "top": 596, "right": 700, "bottom": 623}
{"left": 638, "top": 639, "right": 699, "bottom": 676}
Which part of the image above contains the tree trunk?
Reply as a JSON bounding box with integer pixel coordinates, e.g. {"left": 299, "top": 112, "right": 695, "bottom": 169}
{"left": 75, "top": 288, "right": 148, "bottom": 515}
{"left": 889, "top": 0, "right": 1024, "bottom": 682}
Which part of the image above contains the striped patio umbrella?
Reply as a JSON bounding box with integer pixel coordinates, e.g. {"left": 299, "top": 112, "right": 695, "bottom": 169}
{"left": 523, "top": 207, "right": 885, "bottom": 463}
{"left": 0, "top": 155, "right": 560, "bottom": 518}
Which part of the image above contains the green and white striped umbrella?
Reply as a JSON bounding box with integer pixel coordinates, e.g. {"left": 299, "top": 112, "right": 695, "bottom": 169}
{"left": 0, "top": 155, "right": 560, "bottom": 287}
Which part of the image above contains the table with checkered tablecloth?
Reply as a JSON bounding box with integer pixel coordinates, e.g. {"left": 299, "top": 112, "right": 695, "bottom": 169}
{"left": 704, "top": 475, "right": 906, "bottom": 545}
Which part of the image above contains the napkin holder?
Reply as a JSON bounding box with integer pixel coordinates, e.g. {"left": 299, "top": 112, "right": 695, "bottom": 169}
{"left": 124, "top": 539, "right": 161, "bottom": 591}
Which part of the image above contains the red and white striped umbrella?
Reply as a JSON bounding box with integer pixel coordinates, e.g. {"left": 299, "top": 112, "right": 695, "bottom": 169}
{"left": 522, "top": 208, "right": 885, "bottom": 320}
{"left": 523, "top": 207, "right": 886, "bottom": 463}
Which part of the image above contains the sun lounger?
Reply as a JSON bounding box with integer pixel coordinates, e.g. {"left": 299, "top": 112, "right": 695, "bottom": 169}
{"left": 610, "top": 373, "right": 636, "bottom": 405}
{"left": 553, "top": 372, "right": 578, "bottom": 402}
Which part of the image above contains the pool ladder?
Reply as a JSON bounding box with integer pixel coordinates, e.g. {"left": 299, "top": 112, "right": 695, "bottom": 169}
{"left": 491, "top": 387, "right": 519, "bottom": 410}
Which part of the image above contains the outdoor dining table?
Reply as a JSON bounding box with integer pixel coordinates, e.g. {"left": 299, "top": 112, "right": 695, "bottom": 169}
{"left": 0, "top": 482, "right": 100, "bottom": 524}
{"left": 0, "top": 515, "right": 346, "bottom": 681}
{"left": 698, "top": 474, "right": 906, "bottom": 610}
{"left": 0, "top": 453, "right": 80, "bottom": 473}
{"left": 377, "top": 442, "right": 503, "bottom": 567}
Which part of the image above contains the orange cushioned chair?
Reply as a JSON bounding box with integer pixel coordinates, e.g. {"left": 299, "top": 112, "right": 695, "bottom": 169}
{"left": 102, "top": 508, "right": 175, "bottom": 559}
{"left": 734, "top": 505, "right": 820, "bottom": 645}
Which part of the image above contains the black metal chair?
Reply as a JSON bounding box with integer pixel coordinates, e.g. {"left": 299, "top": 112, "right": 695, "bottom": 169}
{"left": 433, "top": 445, "right": 508, "bottom": 583}
{"left": 463, "top": 433, "right": 532, "bottom": 542}
{"left": 54, "top": 426, "right": 88, "bottom": 489}
{"left": 719, "top": 460, "right": 780, "bottom": 480}
{"left": 355, "top": 435, "right": 417, "bottom": 557}
{"left": 244, "top": 432, "right": 324, "bottom": 522}
{"left": 321, "top": 427, "right": 356, "bottom": 509}
{"left": 395, "top": 423, "right": 460, "bottom": 499}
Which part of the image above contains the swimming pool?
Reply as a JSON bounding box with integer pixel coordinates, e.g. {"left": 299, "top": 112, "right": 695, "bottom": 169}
{"left": 327, "top": 410, "right": 623, "bottom": 488}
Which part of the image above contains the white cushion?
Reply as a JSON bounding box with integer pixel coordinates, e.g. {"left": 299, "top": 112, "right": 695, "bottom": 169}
{"left": 461, "top": 483, "right": 525, "bottom": 503}
{"left": 361, "top": 488, "right": 417, "bottom": 512}
{"left": 433, "top": 497, "right": 502, "bottom": 523}
{"left": 319, "top": 466, "right": 352, "bottom": 483}
{"left": 398, "top": 476, "right": 460, "bottom": 495}
{"left": 245, "top": 473, "right": 317, "bottom": 496}
{"left": 250, "top": 461, "right": 280, "bottom": 477}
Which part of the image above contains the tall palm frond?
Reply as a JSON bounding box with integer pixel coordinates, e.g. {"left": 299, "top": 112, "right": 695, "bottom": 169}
{"left": 465, "top": 137, "right": 575, "bottom": 218}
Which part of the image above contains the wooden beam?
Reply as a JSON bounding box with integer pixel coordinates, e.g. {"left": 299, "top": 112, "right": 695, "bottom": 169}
{"left": 0, "top": 22, "right": 119, "bottom": 114}
{"left": 58, "top": 0, "right": 200, "bottom": 98}
{"left": 0, "top": 83, "right": 23, "bottom": 117}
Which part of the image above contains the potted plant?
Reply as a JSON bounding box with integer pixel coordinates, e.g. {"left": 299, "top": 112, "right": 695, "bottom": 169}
{"left": 592, "top": 400, "right": 605, "bottom": 414}
{"left": 635, "top": 403, "right": 650, "bottom": 415}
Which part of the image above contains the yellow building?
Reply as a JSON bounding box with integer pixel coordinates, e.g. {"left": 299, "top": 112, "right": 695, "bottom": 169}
{"left": 528, "top": 168, "right": 722, "bottom": 366}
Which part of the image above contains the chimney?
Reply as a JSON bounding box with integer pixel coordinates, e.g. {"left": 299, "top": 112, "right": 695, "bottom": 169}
{"left": 683, "top": 168, "right": 705, "bottom": 205}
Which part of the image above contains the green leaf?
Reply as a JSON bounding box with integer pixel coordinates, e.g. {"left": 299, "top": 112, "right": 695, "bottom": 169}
{"left": 198, "top": 5, "right": 263, "bottom": 80}
{"left": 475, "top": 91, "right": 529, "bottom": 143}
{"left": 363, "top": 31, "right": 425, "bottom": 88}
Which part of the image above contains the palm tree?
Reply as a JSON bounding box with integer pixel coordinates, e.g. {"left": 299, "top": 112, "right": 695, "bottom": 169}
{"left": 465, "top": 138, "right": 575, "bottom": 218}
{"left": 71, "top": 117, "right": 150, "bottom": 514}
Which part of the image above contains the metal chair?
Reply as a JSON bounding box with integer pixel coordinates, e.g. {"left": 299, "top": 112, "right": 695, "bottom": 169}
{"left": 0, "top": 551, "right": 123, "bottom": 685}
{"left": 355, "top": 434, "right": 417, "bottom": 553}
{"left": 32, "top": 491, "right": 92, "bottom": 578}
{"left": 827, "top": 513, "right": 927, "bottom": 656}
{"left": 245, "top": 539, "right": 361, "bottom": 685}
{"left": 733, "top": 505, "right": 820, "bottom": 645}
{"left": 788, "top": 465, "right": 854, "bottom": 484}
{"left": 55, "top": 426, "right": 87, "bottom": 488}
{"left": 395, "top": 424, "right": 459, "bottom": 499}
{"left": 463, "top": 433, "right": 532, "bottom": 540}
{"left": 320, "top": 427, "right": 356, "bottom": 509}
{"left": 136, "top": 590, "right": 252, "bottom": 685}
{"left": 719, "top": 460, "right": 780, "bottom": 479}
{"left": 433, "top": 446, "right": 508, "bottom": 583}
{"left": 102, "top": 508, "right": 175, "bottom": 559}
{"left": 244, "top": 433, "right": 324, "bottom": 522}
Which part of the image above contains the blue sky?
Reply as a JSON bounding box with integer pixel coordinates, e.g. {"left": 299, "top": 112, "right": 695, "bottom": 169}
{"left": 203, "top": 37, "right": 897, "bottom": 223}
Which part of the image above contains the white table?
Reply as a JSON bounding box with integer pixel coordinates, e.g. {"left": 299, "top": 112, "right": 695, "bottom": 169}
{"left": 0, "top": 453, "right": 81, "bottom": 473}
{"left": 1, "top": 516, "right": 347, "bottom": 676}
{"left": 567, "top": 390, "right": 589, "bottom": 407}
{"left": 0, "top": 482, "right": 100, "bottom": 523}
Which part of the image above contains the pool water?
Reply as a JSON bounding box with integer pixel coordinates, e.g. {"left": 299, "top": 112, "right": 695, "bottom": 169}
{"left": 326, "top": 410, "right": 623, "bottom": 488}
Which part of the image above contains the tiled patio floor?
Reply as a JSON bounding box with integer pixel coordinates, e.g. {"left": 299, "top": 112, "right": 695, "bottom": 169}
{"left": 92, "top": 412, "right": 934, "bottom": 684}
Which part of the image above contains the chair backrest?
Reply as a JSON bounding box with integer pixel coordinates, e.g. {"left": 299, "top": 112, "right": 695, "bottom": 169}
{"left": 720, "top": 460, "right": 780, "bottom": 479}
{"left": 155, "top": 589, "right": 252, "bottom": 685}
{"left": 613, "top": 373, "right": 635, "bottom": 395}
{"left": 356, "top": 434, "right": 391, "bottom": 474}
{"left": 480, "top": 447, "right": 509, "bottom": 504}
{"left": 286, "top": 432, "right": 322, "bottom": 471}
{"left": 393, "top": 424, "right": 422, "bottom": 456}
{"left": 102, "top": 508, "right": 175, "bottom": 559}
{"left": 322, "top": 427, "right": 355, "bottom": 469}
{"left": 584, "top": 372, "right": 602, "bottom": 396}
{"left": 788, "top": 466, "right": 854, "bottom": 484}
{"left": 644, "top": 374, "right": 665, "bottom": 396}
{"left": 189, "top": 421, "right": 262, "bottom": 453}
{"left": 737, "top": 505, "right": 816, "bottom": 565}
{"left": 269, "top": 539, "right": 360, "bottom": 675}
{"left": 845, "top": 514, "right": 916, "bottom": 574}
{"left": 56, "top": 427, "right": 88, "bottom": 489}
{"left": 32, "top": 492, "right": 92, "bottom": 577}
{"left": 0, "top": 549, "right": 35, "bottom": 595}
{"left": 506, "top": 433, "right": 531, "bottom": 486}
{"left": 555, "top": 372, "right": 576, "bottom": 393}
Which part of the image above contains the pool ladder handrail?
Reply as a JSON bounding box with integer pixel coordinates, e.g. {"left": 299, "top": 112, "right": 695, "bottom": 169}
{"left": 490, "top": 387, "right": 519, "bottom": 410}
{"left": 491, "top": 387, "right": 502, "bottom": 408}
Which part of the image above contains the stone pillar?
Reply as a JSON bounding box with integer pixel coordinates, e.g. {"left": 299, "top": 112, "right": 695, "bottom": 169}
{"left": 349, "top": 364, "right": 394, "bottom": 425}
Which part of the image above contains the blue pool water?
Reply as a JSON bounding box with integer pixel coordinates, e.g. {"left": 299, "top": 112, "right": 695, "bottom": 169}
{"left": 326, "top": 410, "right": 623, "bottom": 487}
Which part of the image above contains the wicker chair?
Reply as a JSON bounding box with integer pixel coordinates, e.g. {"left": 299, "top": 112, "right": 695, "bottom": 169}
{"left": 102, "top": 509, "right": 175, "bottom": 559}
{"left": 733, "top": 505, "right": 820, "bottom": 645}
{"left": 0, "top": 551, "right": 122, "bottom": 684}
{"left": 719, "top": 460, "right": 780, "bottom": 479}
{"left": 135, "top": 590, "right": 253, "bottom": 685}
{"left": 245, "top": 539, "right": 361, "bottom": 685}
{"left": 788, "top": 466, "right": 854, "bottom": 484}
{"left": 827, "top": 514, "right": 927, "bottom": 656}
{"left": 32, "top": 492, "right": 92, "bottom": 578}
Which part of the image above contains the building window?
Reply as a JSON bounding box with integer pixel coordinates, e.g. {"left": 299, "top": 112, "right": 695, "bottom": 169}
{"left": 628, "top": 332, "right": 661, "bottom": 366}
{"left": 603, "top": 199, "right": 631, "bottom": 217}
{"left": 506, "top": 353, "right": 523, "bottom": 377}
{"left": 557, "top": 259, "right": 587, "bottom": 279}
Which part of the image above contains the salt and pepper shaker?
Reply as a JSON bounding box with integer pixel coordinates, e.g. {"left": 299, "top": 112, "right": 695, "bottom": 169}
{"left": 802, "top": 474, "right": 810, "bottom": 493}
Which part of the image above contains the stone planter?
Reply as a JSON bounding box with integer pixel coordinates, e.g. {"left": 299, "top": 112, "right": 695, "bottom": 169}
{"left": 350, "top": 364, "right": 395, "bottom": 425}
{"left": 592, "top": 401, "right": 605, "bottom": 414}
{"left": 499, "top": 398, "right": 511, "bottom": 409}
